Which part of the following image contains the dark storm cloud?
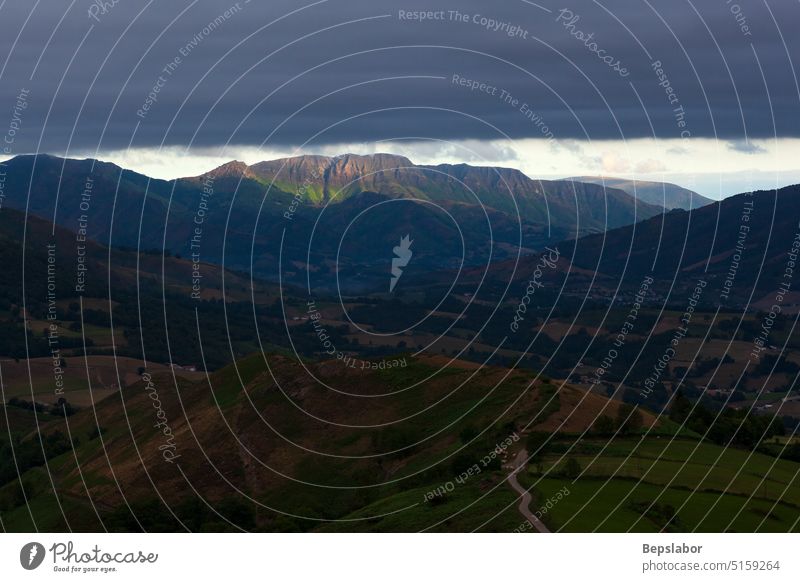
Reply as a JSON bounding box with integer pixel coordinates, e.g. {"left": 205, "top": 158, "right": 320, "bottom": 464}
{"left": 0, "top": 0, "right": 798, "bottom": 154}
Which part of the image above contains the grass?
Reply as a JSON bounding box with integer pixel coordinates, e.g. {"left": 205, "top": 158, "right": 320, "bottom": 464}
{"left": 316, "top": 477, "right": 523, "bottom": 532}
{"left": 526, "top": 477, "right": 798, "bottom": 532}
{"left": 0, "top": 465, "right": 106, "bottom": 532}
{"left": 3, "top": 350, "right": 798, "bottom": 533}
{"left": 519, "top": 436, "right": 800, "bottom": 532}
{"left": 209, "top": 352, "right": 269, "bottom": 409}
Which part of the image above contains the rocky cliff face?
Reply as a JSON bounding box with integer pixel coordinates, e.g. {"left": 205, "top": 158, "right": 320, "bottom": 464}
{"left": 195, "top": 160, "right": 255, "bottom": 181}
{"left": 199, "top": 152, "right": 663, "bottom": 233}
{"left": 249, "top": 153, "right": 416, "bottom": 201}
{"left": 250, "top": 154, "right": 333, "bottom": 185}
{"left": 247, "top": 154, "right": 535, "bottom": 201}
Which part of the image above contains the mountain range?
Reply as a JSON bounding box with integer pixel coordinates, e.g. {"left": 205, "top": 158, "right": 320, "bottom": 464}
{"left": 569, "top": 176, "right": 713, "bottom": 210}
{"left": 234, "top": 153, "right": 664, "bottom": 229}
{"left": 0, "top": 153, "right": 673, "bottom": 291}
{"left": 471, "top": 184, "right": 800, "bottom": 308}
{"left": 1, "top": 154, "right": 799, "bottom": 533}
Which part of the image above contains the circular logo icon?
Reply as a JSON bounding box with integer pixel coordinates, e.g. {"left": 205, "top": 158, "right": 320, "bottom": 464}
{"left": 19, "top": 542, "right": 46, "bottom": 570}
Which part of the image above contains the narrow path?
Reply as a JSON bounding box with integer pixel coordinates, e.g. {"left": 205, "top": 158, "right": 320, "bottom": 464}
{"left": 507, "top": 449, "right": 550, "bottom": 533}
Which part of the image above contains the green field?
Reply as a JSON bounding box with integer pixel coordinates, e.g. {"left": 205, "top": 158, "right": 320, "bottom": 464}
{"left": 2, "top": 353, "right": 798, "bottom": 532}
{"left": 520, "top": 437, "right": 800, "bottom": 532}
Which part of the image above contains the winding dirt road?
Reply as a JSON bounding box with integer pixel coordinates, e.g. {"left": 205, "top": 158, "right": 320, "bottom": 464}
{"left": 508, "top": 450, "right": 551, "bottom": 533}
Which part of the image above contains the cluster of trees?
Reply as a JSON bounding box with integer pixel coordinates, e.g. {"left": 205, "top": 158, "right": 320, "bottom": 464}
{"left": 592, "top": 404, "right": 644, "bottom": 436}
{"left": 0, "top": 430, "right": 75, "bottom": 490}
{"left": 6, "top": 397, "right": 46, "bottom": 413}
{"left": 630, "top": 501, "right": 681, "bottom": 531}
{"left": 0, "top": 320, "right": 91, "bottom": 359}
{"left": 525, "top": 431, "right": 582, "bottom": 477}
{"left": 6, "top": 396, "right": 75, "bottom": 417}
{"left": 103, "top": 497, "right": 257, "bottom": 532}
{"left": 450, "top": 421, "right": 519, "bottom": 476}
{"left": 754, "top": 354, "right": 800, "bottom": 376}
{"left": 670, "top": 390, "right": 785, "bottom": 450}
{"left": 679, "top": 354, "right": 735, "bottom": 379}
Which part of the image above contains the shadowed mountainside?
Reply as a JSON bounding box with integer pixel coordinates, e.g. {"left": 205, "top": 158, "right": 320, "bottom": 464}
{"left": 569, "top": 176, "right": 713, "bottom": 210}
{"left": 0, "top": 154, "right": 662, "bottom": 292}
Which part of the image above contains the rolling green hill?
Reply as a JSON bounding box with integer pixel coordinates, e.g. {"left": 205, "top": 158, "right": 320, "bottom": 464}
{"left": 2, "top": 351, "right": 796, "bottom": 532}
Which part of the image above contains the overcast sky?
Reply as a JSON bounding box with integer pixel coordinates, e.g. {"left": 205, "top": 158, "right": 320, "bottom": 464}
{"left": 1, "top": 0, "right": 798, "bottom": 197}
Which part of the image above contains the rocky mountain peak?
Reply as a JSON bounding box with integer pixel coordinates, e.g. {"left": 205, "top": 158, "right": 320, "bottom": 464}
{"left": 196, "top": 160, "right": 254, "bottom": 181}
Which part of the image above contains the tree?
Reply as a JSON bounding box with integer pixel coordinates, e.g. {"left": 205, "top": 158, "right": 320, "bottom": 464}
{"left": 617, "top": 404, "right": 643, "bottom": 435}
{"left": 562, "top": 457, "right": 581, "bottom": 479}
{"left": 669, "top": 390, "right": 692, "bottom": 423}
{"left": 52, "top": 397, "right": 75, "bottom": 417}
{"left": 526, "top": 431, "right": 550, "bottom": 462}
{"left": 592, "top": 415, "right": 615, "bottom": 436}
{"left": 459, "top": 425, "right": 478, "bottom": 444}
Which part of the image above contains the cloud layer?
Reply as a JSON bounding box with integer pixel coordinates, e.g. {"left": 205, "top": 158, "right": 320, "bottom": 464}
{"left": 0, "top": 0, "right": 798, "bottom": 157}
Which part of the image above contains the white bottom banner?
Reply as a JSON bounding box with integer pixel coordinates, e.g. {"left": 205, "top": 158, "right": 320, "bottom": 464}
{"left": 0, "top": 533, "right": 796, "bottom": 581}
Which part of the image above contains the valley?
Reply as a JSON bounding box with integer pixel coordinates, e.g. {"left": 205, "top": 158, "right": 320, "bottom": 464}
{"left": 0, "top": 154, "right": 798, "bottom": 533}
